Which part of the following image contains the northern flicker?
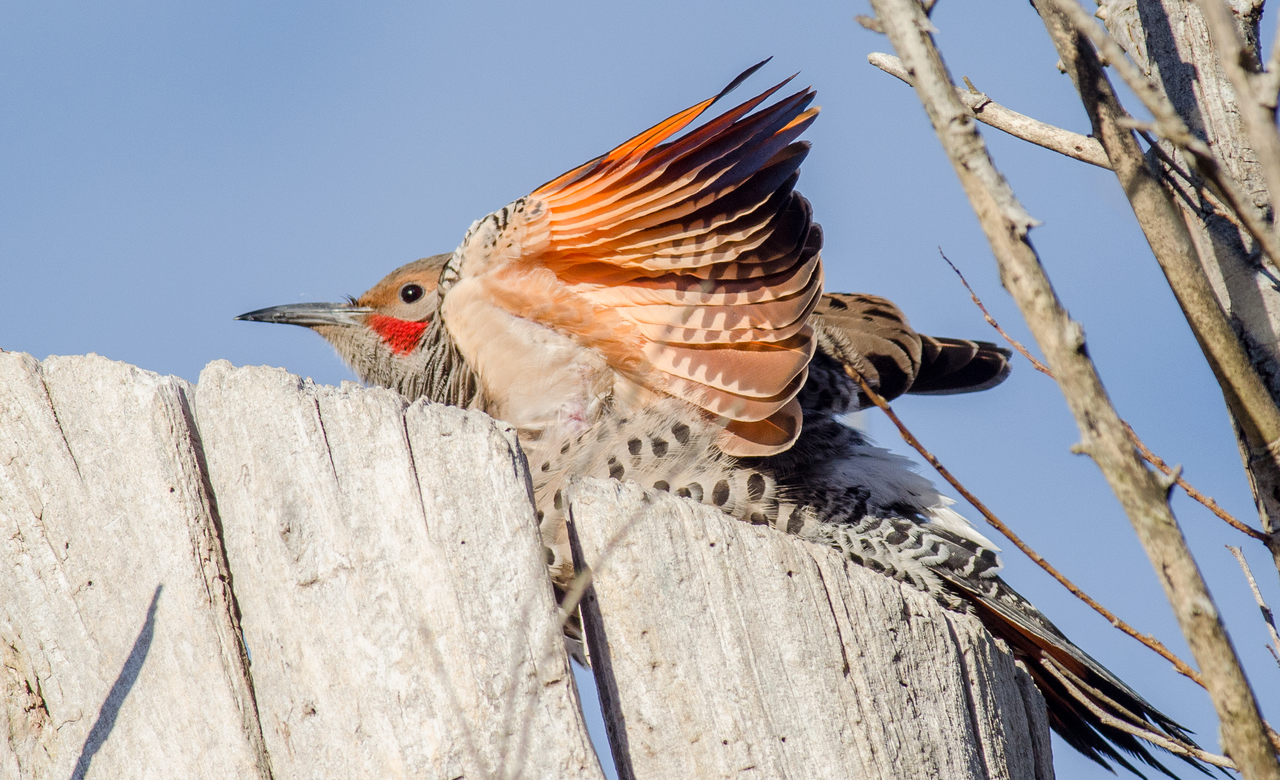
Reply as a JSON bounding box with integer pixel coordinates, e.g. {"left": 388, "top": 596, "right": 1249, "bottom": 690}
{"left": 239, "top": 63, "right": 1206, "bottom": 776}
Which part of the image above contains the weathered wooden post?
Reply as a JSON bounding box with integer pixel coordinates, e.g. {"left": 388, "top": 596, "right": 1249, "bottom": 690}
{"left": 569, "top": 481, "right": 1053, "bottom": 780}
{"left": 1, "top": 354, "right": 1052, "bottom": 779}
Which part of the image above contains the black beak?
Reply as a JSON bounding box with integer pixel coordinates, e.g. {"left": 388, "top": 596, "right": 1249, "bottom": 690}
{"left": 235, "top": 302, "right": 374, "bottom": 328}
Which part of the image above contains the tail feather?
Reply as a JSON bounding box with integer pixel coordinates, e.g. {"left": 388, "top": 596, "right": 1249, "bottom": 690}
{"left": 952, "top": 575, "right": 1210, "bottom": 778}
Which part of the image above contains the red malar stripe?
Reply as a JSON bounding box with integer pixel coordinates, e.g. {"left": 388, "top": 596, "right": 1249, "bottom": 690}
{"left": 369, "top": 314, "right": 428, "bottom": 355}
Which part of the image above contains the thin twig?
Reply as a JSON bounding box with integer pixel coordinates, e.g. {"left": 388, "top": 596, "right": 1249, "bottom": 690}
{"left": 939, "top": 250, "right": 1050, "bottom": 374}
{"left": 1124, "top": 421, "right": 1269, "bottom": 539}
{"left": 502, "top": 494, "right": 652, "bottom": 779}
{"left": 941, "top": 250, "right": 1269, "bottom": 541}
{"left": 1141, "top": 131, "right": 1280, "bottom": 280}
{"left": 1040, "top": 656, "right": 1237, "bottom": 769}
{"left": 846, "top": 364, "right": 1206, "bottom": 686}
{"left": 868, "top": 52, "right": 1112, "bottom": 169}
{"left": 1228, "top": 545, "right": 1280, "bottom": 668}
{"left": 1186, "top": 153, "right": 1280, "bottom": 278}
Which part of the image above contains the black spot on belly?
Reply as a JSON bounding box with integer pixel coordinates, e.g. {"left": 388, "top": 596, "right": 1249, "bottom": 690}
{"left": 671, "top": 422, "right": 690, "bottom": 445}
{"left": 608, "top": 457, "right": 625, "bottom": 480}
{"left": 712, "top": 480, "right": 730, "bottom": 506}
{"left": 673, "top": 482, "right": 704, "bottom": 502}
{"left": 653, "top": 480, "right": 670, "bottom": 492}
{"left": 749, "top": 512, "right": 768, "bottom": 525}
{"left": 540, "top": 461, "right": 551, "bottom": 472}
{"left": 747, "top": 473, "right": 766, "bottom": 502}
{"left": 628, "top": 437, "right": 642, "bottom": 456}
{"left": 650, "top": 437, "right": 668, "bottom": 457}
{"left": 554, "top": 489, "right": 563, "bottom": 510}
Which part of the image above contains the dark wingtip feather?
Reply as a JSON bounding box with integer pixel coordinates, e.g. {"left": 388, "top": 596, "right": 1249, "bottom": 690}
{"left": 907, "top": 337, "right": 1012, "bottom": 395}
{"left": 717, "top": 58, "right": 774, "bottom": 100}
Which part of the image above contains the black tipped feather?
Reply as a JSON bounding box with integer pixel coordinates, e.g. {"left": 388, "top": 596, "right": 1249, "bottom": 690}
{"left": 909, "top": 335, "right": 1012, "bottom": 395}
{"left": 811, "top": 292, "right": 1012, "bottom": 402}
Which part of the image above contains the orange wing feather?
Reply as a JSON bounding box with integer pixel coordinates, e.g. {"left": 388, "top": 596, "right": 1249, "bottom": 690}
{"left": 520, "top": 66, "right": 824, "bottom": 455}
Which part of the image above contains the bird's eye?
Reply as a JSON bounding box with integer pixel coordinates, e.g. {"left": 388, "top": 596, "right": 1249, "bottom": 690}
{"left": 400, "top": 283, "right": 425, "bottom": 304}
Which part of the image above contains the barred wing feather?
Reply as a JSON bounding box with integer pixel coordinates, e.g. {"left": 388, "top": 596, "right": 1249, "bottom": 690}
{"left": 457, "top": 64, "right": 825, "bottom": 456}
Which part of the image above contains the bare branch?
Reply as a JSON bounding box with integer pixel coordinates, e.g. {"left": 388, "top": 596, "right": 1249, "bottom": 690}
{"left": 1042, "top": 0, "right": 1280, "bottom": 479}
{"left": 1050, "top": 0, "right": 1209, "bottom": 155}
{"left": 941, "top": 251, "right": 1270, "bottom": 541}
{"left": 868, "top": 52, "right": 1111, "bottom": 168}
{"left": 1261, "top": 13, "right": 1280, "bottom": 108}
{"left": 1051, "top": 0, "right": 1280, "bottom": 279}
{"left": 855, "top": 14, "right": 883, "bottom": 33}
{"left": 1040, "top": 0, "right": 1280, "bottom": 585}
{"left": 1229, "top": 545, "right": 1280, "bottom": 668}
{"left": 868, "top": 0, "right": 1280, "bottom": 774}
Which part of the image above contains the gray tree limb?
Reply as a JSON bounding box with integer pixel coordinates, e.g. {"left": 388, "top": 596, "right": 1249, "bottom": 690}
{"left": 1098, "top": 0, "right": 1280, "bottom": 548}
{"left": 1039, "top": 0, "right": 1280, "bottom": 572}
{"left": 863, "top": 0, "right": 1280, "bottom": 776}
{"left": 1193, "top": 0, "right": 1280, "bottom": 245}
{"left": 868, "top": 51, "right": 1112, "bottom": 168}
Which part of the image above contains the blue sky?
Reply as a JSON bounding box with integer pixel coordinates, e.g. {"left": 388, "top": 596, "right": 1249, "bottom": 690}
{"left": 3, "top": 2, "right": 1277, "bottom": 777}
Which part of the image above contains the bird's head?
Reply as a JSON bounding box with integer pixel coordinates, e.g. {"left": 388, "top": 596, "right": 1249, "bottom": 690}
{"left": 236, "top": 253, "right": 454, "bottom": 398}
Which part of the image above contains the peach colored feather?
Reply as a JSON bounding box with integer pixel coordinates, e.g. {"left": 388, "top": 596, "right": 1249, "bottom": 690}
{"left": 459, "top": 72, "right": 822, "bottom": 455}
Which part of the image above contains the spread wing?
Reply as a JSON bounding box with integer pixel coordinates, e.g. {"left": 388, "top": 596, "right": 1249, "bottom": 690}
{"left": 447, "top": 63, "right": 823, "bottom": 456}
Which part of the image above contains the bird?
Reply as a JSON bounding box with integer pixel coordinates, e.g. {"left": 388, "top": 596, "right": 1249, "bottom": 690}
{"left": 238, "top": 62, "right": 1206, "bottom": 777}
